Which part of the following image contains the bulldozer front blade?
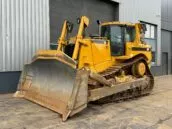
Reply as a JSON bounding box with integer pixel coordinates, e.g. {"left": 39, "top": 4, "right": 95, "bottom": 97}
{"left": 14, "top": 58, "right": 89, "bottom": 121}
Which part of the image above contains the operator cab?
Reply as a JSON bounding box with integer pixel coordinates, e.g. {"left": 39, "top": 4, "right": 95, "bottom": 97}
{"left": 100, "top": 24, "right": 136, "bottom": 56}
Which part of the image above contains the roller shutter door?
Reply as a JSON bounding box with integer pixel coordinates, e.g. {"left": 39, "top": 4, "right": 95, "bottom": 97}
{"left": 50, "top": 0, "right": 119, "bottom": 43}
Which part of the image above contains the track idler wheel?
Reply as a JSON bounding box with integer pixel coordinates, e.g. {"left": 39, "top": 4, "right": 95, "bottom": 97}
{"left": 132, "top": 61, "right": 146, "bottom": 77}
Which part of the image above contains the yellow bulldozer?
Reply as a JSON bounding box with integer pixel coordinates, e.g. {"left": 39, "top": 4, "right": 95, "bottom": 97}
{"left": 14, "top": 16, "right": 154, "bottom": 121}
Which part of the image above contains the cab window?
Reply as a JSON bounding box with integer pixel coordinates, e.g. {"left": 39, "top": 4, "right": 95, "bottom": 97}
{"left": 101, "top": 25, "right": 110, "bottom": 39}
{"left": 124, "top": 27, "right": 136, "bottom": 42}
{"left": 101, "top": 25, "right": 136, "bottom": 56}
{"left": 110, "top": 26, "right": 124, "bottom": 56}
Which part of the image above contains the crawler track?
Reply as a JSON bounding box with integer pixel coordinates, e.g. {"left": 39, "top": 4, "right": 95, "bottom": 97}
{"left": 91, "top": 57, "right": 154, "bottom": 104}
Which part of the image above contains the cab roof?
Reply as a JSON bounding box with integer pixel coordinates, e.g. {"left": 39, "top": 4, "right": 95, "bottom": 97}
{"left": 101, "top": 22, "right": 136, "bottom": 26}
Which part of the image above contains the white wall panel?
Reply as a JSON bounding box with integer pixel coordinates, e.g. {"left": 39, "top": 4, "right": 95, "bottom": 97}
{"left": 112, "top": 0, "right": 161, "bottom": 66}
{"left": 0, "top": 0, "right": 50, "bottom": 72}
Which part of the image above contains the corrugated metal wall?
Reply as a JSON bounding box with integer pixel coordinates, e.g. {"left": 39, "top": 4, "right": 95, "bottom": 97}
{"left": 0, "top": 0, "right": 50, "bottom": 72}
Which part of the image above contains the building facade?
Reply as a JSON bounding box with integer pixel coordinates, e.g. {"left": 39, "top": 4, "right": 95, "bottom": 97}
{"left": 0, "top": 0, "right": 171, "bottom": 93}
{"left": 0, "top": 0, "right": 50, "bottom": 93}
{"left": 153, "top": 0, "right": 172, "bottom": 75}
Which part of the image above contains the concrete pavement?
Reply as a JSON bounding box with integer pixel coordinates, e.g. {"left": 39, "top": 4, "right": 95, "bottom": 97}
{"left": 0, "top": 75, "right": 172, "bottom": 129}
